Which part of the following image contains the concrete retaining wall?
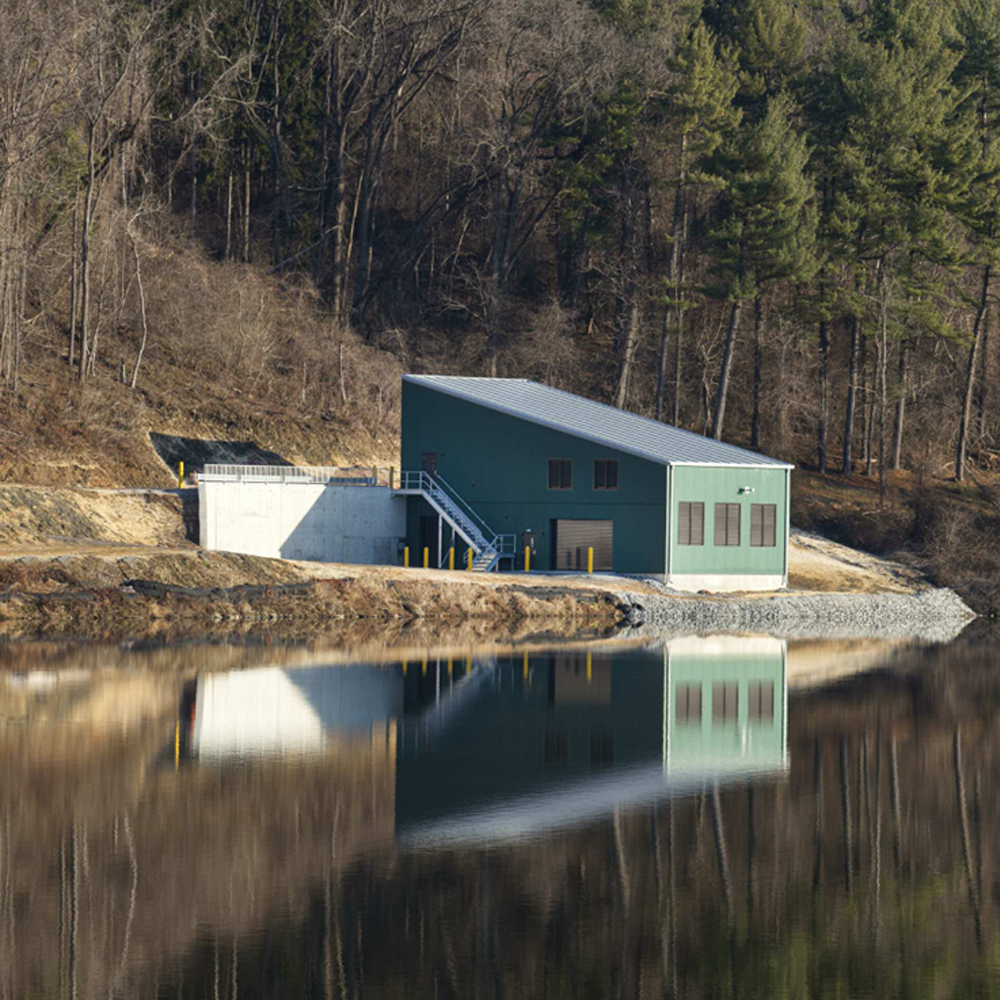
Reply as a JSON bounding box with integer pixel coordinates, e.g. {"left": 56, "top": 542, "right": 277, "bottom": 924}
{"left": 198, "top": 480, "right": 405, "bottom": 564}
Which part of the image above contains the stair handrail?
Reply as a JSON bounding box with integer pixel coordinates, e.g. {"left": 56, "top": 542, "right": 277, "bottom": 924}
{"left": 396, "top": 471, "right": 509, "bottom": 563}
{"left": 432, "top": 474, "right": 500, "bottom": 548}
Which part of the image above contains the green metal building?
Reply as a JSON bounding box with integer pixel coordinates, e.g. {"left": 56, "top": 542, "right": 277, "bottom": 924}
{"left": 397, "top": 375, "right": 793, "bottom": 591}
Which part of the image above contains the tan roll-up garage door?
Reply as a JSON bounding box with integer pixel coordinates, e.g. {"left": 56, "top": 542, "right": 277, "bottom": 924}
{"left": 554, "top": 519, "right": 613, "bottom": 571}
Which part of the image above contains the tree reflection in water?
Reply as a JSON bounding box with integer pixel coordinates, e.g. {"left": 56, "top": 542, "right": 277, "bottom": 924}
{"left": 0, "top": 637, "right": 995, "bottom": 998}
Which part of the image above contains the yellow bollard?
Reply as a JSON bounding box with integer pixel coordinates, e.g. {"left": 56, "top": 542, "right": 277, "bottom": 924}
{"left": 178, "top": 461, "right": 184, "bottom": 489}
{"left": 389, "top": 467, "right": 394, "bottom": 489}
{"left": 404, "top": 546, "right": 410, "bottom": 568}
{"left": 402, "top": 659, "right": 408, "bottom": 676}
{"left": 587, "top": 650, "right": 593, "bottom": 683}
{"left": 447, "top": 658, "right": 453, "bottom": 676}
{"left": 588, "top": 547, "right": 594, "bottom": 574}
{"left": 467, "top": 548, "right": 474, "bottom": 571}
{"left": 423, "top": 547, "right": 429, "bottom": 569}
{"left": 449, "top": 547, "right": 455, "bottom": 570}
{"left": 421, "top": 658, "right": 428, "bottom": 676}
{"left": 523, "top": 650, "right": 529, "bottom": 679}
{"left": 465, "top": 655, "right": 471, "bottom": 673}
{"left": 174, "top": 721, "right": 180, "bottom": 769}
{"left": 524, "top": 546, "right": 530, "bottom": 572}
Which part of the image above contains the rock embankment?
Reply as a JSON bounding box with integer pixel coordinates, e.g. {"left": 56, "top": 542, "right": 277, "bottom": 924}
{"left": 614, "top": 586, "right": 976, "bottom": 642}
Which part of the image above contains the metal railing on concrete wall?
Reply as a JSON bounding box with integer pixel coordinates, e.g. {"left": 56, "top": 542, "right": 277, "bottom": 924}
{"left": 201, "top": 464, "right": 391, "bottom": 485}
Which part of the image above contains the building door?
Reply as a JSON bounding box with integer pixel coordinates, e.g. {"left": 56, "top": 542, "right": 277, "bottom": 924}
{"left": 422, "top": 452, "right": 437, "bottom": 475}
{"left": 419, "top": 516, "right": 440, "bottom": 567}
{"left": 553, "top": 519, "right": 613, "bottom": 572}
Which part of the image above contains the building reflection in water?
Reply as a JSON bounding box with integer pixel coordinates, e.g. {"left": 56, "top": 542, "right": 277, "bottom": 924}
{"left": 175, "top": 637, "right": 788, "bottom": 849}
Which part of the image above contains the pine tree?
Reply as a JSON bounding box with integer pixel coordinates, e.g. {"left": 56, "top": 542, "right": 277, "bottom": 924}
{"left": 825, "top": 4, "right": 967, "bottom": 489}
{"left": 655, "top": 22, "right": 740, "bottom": 423}
{"left": 952, "top": 0, "right": 1000, "bottom": 480}
{"left": 703, "top": 92, "right": 817, "bottom": 442}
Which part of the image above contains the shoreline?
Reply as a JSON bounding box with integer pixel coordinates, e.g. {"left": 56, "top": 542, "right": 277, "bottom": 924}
{"left": 0, "top": 560, "right": 978, "bottom": 644}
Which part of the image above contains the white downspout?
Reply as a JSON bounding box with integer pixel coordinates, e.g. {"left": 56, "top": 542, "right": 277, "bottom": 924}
{"left": 666, "top": 464, "right": 675, "bottom": 586}
{"left": 783, "top": 468, "right": 791, "bottom": 588}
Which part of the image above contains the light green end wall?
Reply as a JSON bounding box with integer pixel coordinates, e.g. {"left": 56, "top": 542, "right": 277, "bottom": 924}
{"left": 669, "top": 465, "right": 788, "bottom": 577}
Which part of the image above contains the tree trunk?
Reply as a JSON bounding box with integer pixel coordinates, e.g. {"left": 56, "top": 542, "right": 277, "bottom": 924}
{"left": 712, "top": 299, "right": 742, "bottom": 440}
{"left": 977, "top": 310, "right": 990, "bottom": 440}
{"left": 671, "top": 222, "right": 686, "bottom": 427}
{"left": 613, "top": 159, "right": 641, "bottom": 409}
{"left": 957, "top": 264, "right": 991, "bottom": 481}
{"left": 818, "top": 316, "right": 829, "bottom": 473}
{"left": 242, "top": 148, "right": 251, "bottom": 263}
{"left": 128, "top": 227, "right": 149, "bottom": 389}
{"left": 69, "top": 187, "right": 80, "bottom": 368}
{"left": 225, "top": 169, "right": 234, "bottom": 260}
{"left": 751, "top": 296, "right": 763, "bottom": 451}
{"left": 877, "top": 270, "right": 889, "bottom": 504}
{"left": 615, "top": 295, "right": 640, "bottom": 409}
{"left": 322, "top": 39, "right": 349, "bottom": 324}
{"left": 190, "top": 130, "right": 197, "bottom": 226}
{"left": 842, "top": 313, "right": 860, "bottom": 474}
{"left": 656, "top": 134, "right": 686, "bottom": 423}
{"left": 79, "top": 121, "right": 98, "bottom": 381}
{"left": 269, "top": 8, "right": 286, "bottom": 269}
{"left": 656, "top": 304, "right": 670, "bottom": 420}
{"left": 863, "top": 336, "right": 875, "bottom": 476}
{"left": 892, "top": 340, "right": 907, "bottom": 471}
{"left": 350, "top": 131, "right": 379, "bottom": 324}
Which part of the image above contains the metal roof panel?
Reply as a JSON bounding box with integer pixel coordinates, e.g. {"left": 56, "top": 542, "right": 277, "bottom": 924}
{"left": 404, "top": 375, "right": 793, "bottom": 469}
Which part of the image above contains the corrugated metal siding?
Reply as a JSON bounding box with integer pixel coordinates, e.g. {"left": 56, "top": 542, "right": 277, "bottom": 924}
{"left": 670, "top": 466, "right": 786, "bottom": 577}
{"left": 404, "top": 375, "right": 792, "bottom": 469}
{"left": 554, "top": 519, "right": 614, "bottom": 571}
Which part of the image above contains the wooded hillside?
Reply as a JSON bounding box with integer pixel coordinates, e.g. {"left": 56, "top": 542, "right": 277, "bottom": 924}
{"left": 2, "top": 0, "right": 1000, "bottom": 495}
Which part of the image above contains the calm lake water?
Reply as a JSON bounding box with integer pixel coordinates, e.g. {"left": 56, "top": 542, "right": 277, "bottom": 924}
{"left": 1, "top": 633, "right": 996, "bottom": 998}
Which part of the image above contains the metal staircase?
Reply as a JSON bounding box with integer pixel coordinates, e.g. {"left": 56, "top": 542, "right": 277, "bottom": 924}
{"left": 394, "top": 471, "right": 514, "bottom": 571}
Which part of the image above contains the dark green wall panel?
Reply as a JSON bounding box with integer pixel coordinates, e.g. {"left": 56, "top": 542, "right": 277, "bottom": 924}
{"left": 401, "top": 381, "right": 667, "bottom": 573}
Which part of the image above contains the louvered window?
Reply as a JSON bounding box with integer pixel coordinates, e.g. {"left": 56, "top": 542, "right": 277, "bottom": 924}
{"left": 548, "top": 459, "right": 572, "bottom": 490}
{"left": 750, "top": 503, "right": 777, "bottom": 547}
{"left": 675, "top": 683, "right": 702, "bottom": 723}
{"left": 714, "top": 503, "right": 741, "bottom": 546}
{"left": 677, "top": 502, "right": 704, "bottom": 546}
{"left": 748, "top": 681, "right": 775, "bottom": 721}
{"left": 594, "top": 459, "right": 619, "bottom": 490}
{"left": 712, "top": 682, "right": 739, "bottom": 723}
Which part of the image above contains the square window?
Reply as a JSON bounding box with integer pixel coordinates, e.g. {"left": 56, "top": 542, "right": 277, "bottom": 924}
{"left": 548, "top": 459, "right": 572, "bottom": 490}
{"left": 594, "top": 459, "right": 619, "bottom": 490}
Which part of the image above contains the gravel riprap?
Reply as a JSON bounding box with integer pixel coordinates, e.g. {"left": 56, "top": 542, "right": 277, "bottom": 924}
{"left": 611, "top": 586, "right": 977, "bottom": 642}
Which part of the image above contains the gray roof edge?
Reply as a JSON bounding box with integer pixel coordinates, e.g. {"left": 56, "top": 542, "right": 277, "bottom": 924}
{"left": 669, "top": 461, "right": 796, "bottom": 470}
{"left": 403, "top": 374, "right": 793, "bottom": 469}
